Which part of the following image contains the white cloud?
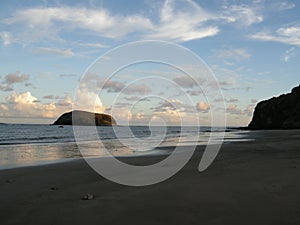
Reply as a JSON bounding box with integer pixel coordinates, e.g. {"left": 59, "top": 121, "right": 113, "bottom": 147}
{"left": 215, "top": 48, "right": 251, "bottom": 60}
{"left": 4, "top": 92, "right": 57, "bottom": 118}
{"left": 74, "top": 89, "right": 105, "bottom": 113}
{"left": 282, "top": 47, "right": 296, "bottom": 62}
{"left": 274, "top": 1, "right": 295, "bottom": 11}
{"left": 36, "top": 47, "right": 75, "bottom": 57}
{"left": 1, "top": 1, "right": 271, "bottom": 45}
{"left": 221, "top": 4, "right": 263, "bottom": 26}
{"left": 78, "top": 43, "right": 109, "bottom": 48}
{"left": 146, "top": 0, "right": 219, "bottom": 42}
{"left": 0, "top": 32, "right": 17, "bottom": 45}
{"left": 3, "top": 6, "right": 153, "bottom": 42}
{"left": 1, "top": 1, "right": 220, "bottom": 44}
{"left": 250, "top": 25, "right": 300, "bottom": 47}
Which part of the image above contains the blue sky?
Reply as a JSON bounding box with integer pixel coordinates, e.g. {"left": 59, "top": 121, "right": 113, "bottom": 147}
{"left": 0, "top": 0, "right": 299, "bottom": 126}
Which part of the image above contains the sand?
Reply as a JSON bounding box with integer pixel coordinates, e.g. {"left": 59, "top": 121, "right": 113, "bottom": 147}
{"left": 1, "top": 130, "right": 300, "bottom": 225}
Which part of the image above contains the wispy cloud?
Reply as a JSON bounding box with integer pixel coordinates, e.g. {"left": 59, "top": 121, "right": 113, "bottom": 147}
{"left": 77, "top": 43, "right": 109, "bottom": 48}
{"left": 3, "top": 6, "right": 153, "bottom": 42}
{"left": 215, "top": 47, "right": 251, "bottom": 61}
{"left": 146, "top": 0, "right": 219, "bottom": 42}
{"left": 282, "top": 47, "right": 296, "bottom": 62}
{"left": 221, "top": 4, "right": 263, "bottom": 26}
{"left": 1, "top": 0, "right": 267, "bottom": 45}
{"left": 36, "top": 47, "right": 75, "bottom": 57}
{"left": 250, "top": 25, "right": 300, "bottom": 47}
{"left": 0, "top": 32, "right": 17, "bottom": 46}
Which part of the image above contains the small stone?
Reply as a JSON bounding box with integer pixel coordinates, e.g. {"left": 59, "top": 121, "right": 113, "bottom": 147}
{"left": 6, "top": 179, "right": 15, "bottom": 183}
{"left": 81, "top": 194, "right": 95, "bottom": 200}
{"left": 50, "top": 187, "right": 58, "bottom": 191}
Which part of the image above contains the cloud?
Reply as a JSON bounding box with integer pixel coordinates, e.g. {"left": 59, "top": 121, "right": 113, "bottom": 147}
{"left": 74, "top": 89, "right": 105, "bottom": 113}
{"left": 122, "top": 84, "right": 152, "bottom": 95}
{"left": 36, "top": 47, "right": 75, "bottom": 57}
{"left": 3, "top": 92, "right": 57, "bottom": 118}
{"left": 209, "top": 66, "right": 240, "bottom": 91}
{"left": 152, "top": 107, "right": 184, "bottom": 123}
{"left": 0, "top": 84, "right": 14, "bottom": 92}
{"left": 4, "top": 72, "right": 29, "bottom": 84}
{"left": 133, "top": 111, "right": 145, "bottom": 121}
{"left": 215, "top": 48, "right": 251, "bottom": 60}
{"left": 244, "top": 104, "right": 255, "bottom": 117}
{"left": 3, "top": 6, "right": 153, "bottom": 42}
{"left": 0, "top": 32, "right": 17, "bottom": 45}
{"left": 226, "top": 103, "right": 255, "bottom": 116}
{"left": 103, "top": 80, "right": 125, "bottom": 93}
{"left": 105, "top": 107, "right": 132, "bottom": 124}
{"left": 221, "top": 4, "right": 263, "bottom": 26}
{"left": 227, "top": 98, "right": 239, "bottom": 103}
{"left": 250, "top": 25, "right": 300, "bottom": 47}
{"left": 226, "top": 104, "right": 243, "bottom": 115}
{"left": 124, "top": 96, "right": 150, "bottom": 102}
{"left": 78, "top": 43, "right": 109, "bottom": 48}
{"left": 1, "top": 1, "right": 270, "bottom": 45}
{"left": 0, "top": 71, "right": 29, "bottom": 91}
{"left": 273, "top": 1, "right": 295, "bottom": 11}
{"left": 282, "top": 47, "right": 296, "bottom": 62}
{"left": 196, "top": 101, "right": 210, "bottom": 113}
{"left": 173, "top": 76, "right": 199, "bottom": 88}
{"left": 56, "top": 95, "right": 73, "bottom": 107}
{"left": 152, "top": 99, "right": 187, "bottom": 114}
{"left": 43, "top": 95, "right": 61, "bottom": 99}
{"left": 59, "top": 74, "right": 77, "bottom": 78}
{"left": 0, "top": 104, "right": 8, "bottom": 111}
{"left": 146, "top": 0, "right": 219, "bottom": 42}
{"left": 187, "top": 90, "right": 201, "bottom": 96}
{"left": 214, "top": 97, "right": 238, "bottom": 103}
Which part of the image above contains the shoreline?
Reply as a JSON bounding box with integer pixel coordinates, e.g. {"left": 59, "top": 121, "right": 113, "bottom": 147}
{"left": 0, "top": 128, "right": 250, "bottom": 171}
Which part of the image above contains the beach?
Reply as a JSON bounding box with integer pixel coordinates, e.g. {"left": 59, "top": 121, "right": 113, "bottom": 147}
{"left": 1, "top": 130, "right": 300, "bottom": 225}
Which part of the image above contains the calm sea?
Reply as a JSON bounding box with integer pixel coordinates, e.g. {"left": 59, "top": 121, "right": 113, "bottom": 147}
{"left": 0, "top": 124, "right": 246, "bottom": 169}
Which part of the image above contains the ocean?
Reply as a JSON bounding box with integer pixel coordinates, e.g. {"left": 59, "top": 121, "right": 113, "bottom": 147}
{"left": 0, "top": 124, "right": 247, "bottom": 169}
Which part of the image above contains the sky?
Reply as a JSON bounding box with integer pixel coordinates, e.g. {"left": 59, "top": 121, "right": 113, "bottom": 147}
{"left": 0, "top": 0, "right": 299, "bottom": 126}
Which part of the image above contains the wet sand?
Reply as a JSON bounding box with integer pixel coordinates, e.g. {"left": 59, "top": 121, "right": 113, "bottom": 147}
{"left": 1, "top": 130, "right": 300, "bottom": 225}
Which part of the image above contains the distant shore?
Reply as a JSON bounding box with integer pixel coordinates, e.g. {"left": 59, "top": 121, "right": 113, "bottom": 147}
{"left": 1, "top": 130, "right": 300, "bottom": 225}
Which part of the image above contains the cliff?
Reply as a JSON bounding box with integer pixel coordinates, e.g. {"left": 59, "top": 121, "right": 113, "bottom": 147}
{"left": 248, "top": 85, "right": 300, "bottom": 129}
{"left": 53, "top": 110, "right": 116, "bottom": 126}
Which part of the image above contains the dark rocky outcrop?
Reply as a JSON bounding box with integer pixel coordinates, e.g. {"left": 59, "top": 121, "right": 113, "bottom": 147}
{"left": 53, "top": 110, "right": 116, "bottom": 126}
{"left": 248, "top": 85, "right": 300, "bottom": 129}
